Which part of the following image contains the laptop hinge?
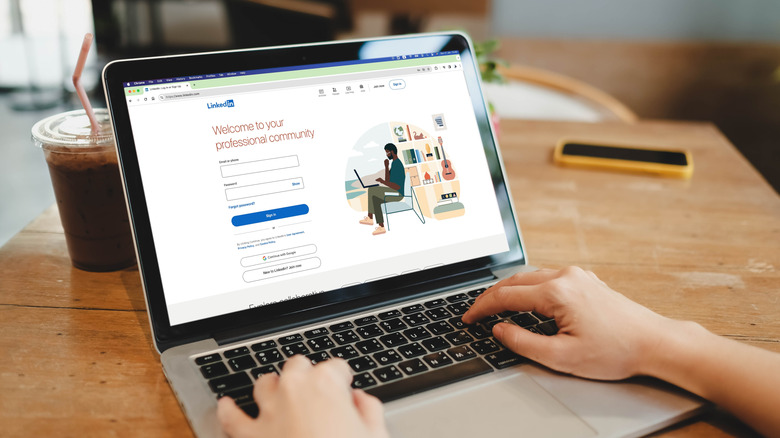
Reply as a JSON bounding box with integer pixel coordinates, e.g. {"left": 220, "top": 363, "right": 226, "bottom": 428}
{"left": 213, "top": 268, "right": 496, "bottom": 347}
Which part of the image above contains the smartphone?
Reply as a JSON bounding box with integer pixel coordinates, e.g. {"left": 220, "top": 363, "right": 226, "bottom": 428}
{"left": 553, "top": 140, "right": 694, "bottom": 179}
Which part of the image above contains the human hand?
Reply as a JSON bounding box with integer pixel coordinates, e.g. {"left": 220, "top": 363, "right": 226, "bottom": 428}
{"left": 217, "top": 356, "right": 388, "bottom": 438}
{"left": 462, "top": 266, "right": 670, "bottom": 380}
{"left": 384, "top": 159, "right": 390, "bottom": 168}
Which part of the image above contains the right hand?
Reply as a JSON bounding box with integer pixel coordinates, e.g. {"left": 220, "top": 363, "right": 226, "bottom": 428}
{"left": 384, "top": 158, "right": 390, "bottom": 168}
{"left": 463, "top": 266, "right": 671, "bottom": 380}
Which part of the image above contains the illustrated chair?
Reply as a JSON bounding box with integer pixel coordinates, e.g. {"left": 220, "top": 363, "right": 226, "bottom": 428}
{"left": 381, "top": 174, "right": 425, "bottom": 231}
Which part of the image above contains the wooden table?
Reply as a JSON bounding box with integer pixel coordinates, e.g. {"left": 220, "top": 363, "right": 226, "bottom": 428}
{"left": 2, "top": 120, "right": 778, "bottom": 437}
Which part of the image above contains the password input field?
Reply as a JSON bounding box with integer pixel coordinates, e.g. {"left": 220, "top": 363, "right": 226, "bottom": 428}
{"left": 226, "top": 178, "right": 304, "bottom": 201}
{"left": 221, "top": 155, "right": 299, "bottom": 178}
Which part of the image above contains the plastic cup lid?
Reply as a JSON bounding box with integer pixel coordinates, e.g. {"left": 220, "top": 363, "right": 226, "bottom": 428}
{"left": 32, "top": 108, "right": 114, "bottom": 151}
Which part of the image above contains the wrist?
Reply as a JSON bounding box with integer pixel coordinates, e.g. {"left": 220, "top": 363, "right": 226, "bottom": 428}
{"left": 638, "top": 318, "right": 710, "bottom": 381}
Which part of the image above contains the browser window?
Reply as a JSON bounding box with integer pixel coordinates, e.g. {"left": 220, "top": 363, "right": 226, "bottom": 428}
{"left": 123, "top": 52, "right": 509, "bottom": 325}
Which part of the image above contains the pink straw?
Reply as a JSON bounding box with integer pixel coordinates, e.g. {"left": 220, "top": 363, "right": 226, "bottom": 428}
{"left": 72, "top": 33, "right": 99, "bottom": 135}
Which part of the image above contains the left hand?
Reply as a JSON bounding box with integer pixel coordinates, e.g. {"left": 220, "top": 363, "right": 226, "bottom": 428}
{"left": 217, "top": 356, "right": 388, "bottom": 438}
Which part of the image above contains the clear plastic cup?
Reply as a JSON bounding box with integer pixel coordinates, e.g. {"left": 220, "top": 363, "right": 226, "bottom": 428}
{"left": 32, "top": 109, "right": 135, "bottom": 271}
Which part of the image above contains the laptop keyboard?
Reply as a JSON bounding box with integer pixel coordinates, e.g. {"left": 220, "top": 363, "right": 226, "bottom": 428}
{"left": 193, "top": 286, "right": 558, "bottom": 418}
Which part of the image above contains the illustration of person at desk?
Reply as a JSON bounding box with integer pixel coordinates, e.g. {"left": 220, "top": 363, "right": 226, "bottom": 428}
{"left": 358, "top": 143, "right": 405, "bottom": 236}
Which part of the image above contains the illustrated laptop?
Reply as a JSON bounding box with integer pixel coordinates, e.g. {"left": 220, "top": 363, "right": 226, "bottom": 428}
{"left": 353, "top": 169, "right": 379, "bottom": 188}
{"left": 102, "top": 32, "right": 703, "bottom": 438}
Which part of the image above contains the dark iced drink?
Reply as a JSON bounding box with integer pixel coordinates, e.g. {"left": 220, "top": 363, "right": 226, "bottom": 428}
{"left": 32, "top": 109, "right": 135, "bottom": 271}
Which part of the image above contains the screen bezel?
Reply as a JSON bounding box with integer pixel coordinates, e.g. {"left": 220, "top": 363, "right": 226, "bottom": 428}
{"left": 103, "top": 33, "right": 526, "bottom": 352}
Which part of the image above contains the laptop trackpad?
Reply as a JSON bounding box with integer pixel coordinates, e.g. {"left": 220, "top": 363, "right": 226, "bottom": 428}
{"left": 385, "top": 373, "right": 596, "bottom": 437}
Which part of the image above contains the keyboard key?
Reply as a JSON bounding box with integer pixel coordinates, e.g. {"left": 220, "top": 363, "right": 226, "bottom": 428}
{"left": 379, "top": 318, "right": 407, "bottom": 333}
{"left": 426, "top": 321, "right": 455, "bottom": 335}
{"left": 250, "top": 341, "right": 277, "bottom": 352}
{"left": 373, "top": 349, "right": 403, "bottom": 365}
{"left": 281, "top": 343, "right": 310, "bottom": 357}
{"left": 445, "top": 331, "right": 474, "bottom": 346}
{"left": 479, "top": 314, "right": 499, "bottom": 323}
{"left": 536, "top": 320, "right": 559, "bottom": 336}
{"left": 255, "top": 349, "right": 283, "bottom": 364}
{"left": 398, "top": 358, "right": 428, "bottom": 375}
{"left": 446, "top": 302, "right": 469, "bottom": 316}
{"left": 250, "top": 365, "right": 278, "bottom": 378}
{"left": 306, "top": 336, "right": 335, "bottom": 352}
{"left": 330, "top": 345, "right": 360, "bottom": 360}
{"left": 348, "top": 356, "right": 377, "bottom": 372}
{"left": 379, "top": 332, "right": 408, "bottom": 348}
{"left": 228, "top": 355, "right": 256, "bottom": 372}
{"left": 333, "top": 330, "right": 359, "bottom": 345}
{"left": 217, "top": 386, "right": 253, "bottom": 405}
{"left": 511, "top": 312, "right": 539, "bottom": 328}
{"left": 499, "top": 311, "right": 517, "bottom": 318}
{"left": 485, "top": 349, "right": 524, "bottom": 369}
{"left": 467, "top": 288, "right": 486, "bottom": 298}
{"left": 200, "top": 362, "right": 229, "bottom": 379}
{"left": 467, "top": 325, "right": 492, "bottom": 340}
{"left": 195, "top": 353, "right": 221, "bottom": 365}
{"left": 373, "top": 365, "right": 403, "bottom": 383}
{"left": 378, "top": 310, "right": 402, "bottom": 320}
{"left": 239, "top": 403, "right": 259, "bottom": 418}
{"left": 354, "top": 316, "right": 379, "bottom": 326}
{"left": 527, "top": 326, "right": 543, "bottom": 335}
{"left": 224, "top": 347, "right": 250, "bottom": 358}
{"left": 303, "top": 328, "right": 329, "bottom": 339}
{"left": 330, "top": 322, "right": 355, "bottom": 332}
{"left": 447, "top": 346, "right": 477, "bottom": 362}
{"left": 366, "top": 358, "right": 493, "bottom": 403}
{"left": 424, "top": 307, "right": 453, "bottom": 321}
{"left": 401, "top": 304, "right": 425, "bottom": 314}
{"left": 351, "top": 372, "right": 377, "bottom": 389}
{"left": 398, "top": 342, "right": 426, "bottom": 358}
{"left": 356, "top": 324, "right": 384, "bottom": 339}
{"left": 404, "top": 326, "right": 432, "bottom": 342}
{"left": 449, "top": 316, "right": 467, "bottom": 330}
{"left": 356, "top": 339, "right": 383, "bottom": 355}
{"left": 533, "top": 311, "right": 554, "bottom": 322}
{"left": 423, "top": 299, "right": 447, "bottom": 308}
{"left": 306, "top": 351, "right": 331, "bottom": 364}
{"left": 423, "top": 351, "right": 453, "bottom": 368}
{"left": 278, "top": 334, "right": 303, "bottom": 345}
{"left": 421, "top": 336, "right": 450, "bottom": 352}
{"left": 208, "top": 372, "right": 252, "bottom": 393}
{"left": 446, "top": 293, "right": 469, "bottom": 303}
{"left": 402, "top": 312, "right": 430, "bottom": 327}
{"left": 484, "top": 319, "right": 508, "bottom": 330}
{"left": 470, "top": 339, "right": 500, "bottom": 355}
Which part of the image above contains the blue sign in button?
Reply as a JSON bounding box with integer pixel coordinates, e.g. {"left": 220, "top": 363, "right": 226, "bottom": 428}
{"left": 232, "top": 204, "right": 309, "bottom": 227}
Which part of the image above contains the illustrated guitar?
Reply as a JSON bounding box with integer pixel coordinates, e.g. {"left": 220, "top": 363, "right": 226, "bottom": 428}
{"left": 438, "top": 136, "right": 456, "bottom": 181}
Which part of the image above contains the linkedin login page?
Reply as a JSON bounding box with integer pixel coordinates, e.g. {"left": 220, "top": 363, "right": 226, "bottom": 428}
{"left": 124, "top": 52, "right": 509, "bottom": 325}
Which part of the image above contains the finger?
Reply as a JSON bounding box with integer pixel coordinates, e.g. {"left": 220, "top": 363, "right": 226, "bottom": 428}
{"left": 281, "top": 354, "right": 313, "bottom": 374}
{"left": 463, "top": 283, "right": 551, "bottom": 324}
{"left": 217, "top": 396, "right": 255, "bottom": 438}
{"left": 253, "top": 372, "right": 279, "bottom": 408}
{"left": 352, "top": 389, "right": 387, "bottom": 433}
{"left": 492, "top": 323, "right": 570, "bottom": 372}
{"left": 316, "top": 357, "right": 353, "bottom": 385}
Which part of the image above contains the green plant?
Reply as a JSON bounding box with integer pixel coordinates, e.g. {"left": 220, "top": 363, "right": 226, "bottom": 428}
{"left": 474, "top": 39, "right": 507, "bottom": 84}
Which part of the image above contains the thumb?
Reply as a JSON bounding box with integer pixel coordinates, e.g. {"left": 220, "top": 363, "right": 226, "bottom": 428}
{"left": 493, "top": 323, "right": 567, "bottom": 370}
{"left": 352, "top": 389, "right": 388, "bottom": 435}
{"left": 217, "top": 396, "right": 255, "bottom": 438}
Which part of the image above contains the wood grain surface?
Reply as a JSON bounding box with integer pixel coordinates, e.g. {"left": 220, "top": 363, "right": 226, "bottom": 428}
{"left": 1, "top": 120, "right": 777, "bottom": 437}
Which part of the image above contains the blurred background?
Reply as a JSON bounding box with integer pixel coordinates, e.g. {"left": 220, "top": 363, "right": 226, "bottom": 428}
{"left": 1, "top": 0, "right": 779, "bottom": 246}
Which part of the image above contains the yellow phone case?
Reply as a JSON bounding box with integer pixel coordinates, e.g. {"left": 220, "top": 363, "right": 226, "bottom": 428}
{"left": 553, "top": 140, "right": 694, "bottom": 179}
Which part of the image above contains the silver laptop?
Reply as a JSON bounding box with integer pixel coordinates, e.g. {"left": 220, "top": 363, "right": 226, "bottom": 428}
{"left": 102, "top": 32, "right": 704, "bottom": 438}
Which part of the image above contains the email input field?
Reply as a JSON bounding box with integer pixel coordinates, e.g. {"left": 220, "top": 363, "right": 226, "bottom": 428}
{"left": 225, "top": 177, "right": 304, "bottom": 201}
{"left": 221, "top": 155, "right": 299, "bottom": 178}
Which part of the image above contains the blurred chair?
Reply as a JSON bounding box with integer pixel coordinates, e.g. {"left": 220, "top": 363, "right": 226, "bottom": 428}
{"left": 485, "top": 64, "right": 638, "bottom": 123}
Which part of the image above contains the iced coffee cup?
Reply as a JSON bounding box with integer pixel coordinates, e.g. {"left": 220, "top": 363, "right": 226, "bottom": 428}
{"left": 32, "top": 108, "right": 136, "bottom": 271}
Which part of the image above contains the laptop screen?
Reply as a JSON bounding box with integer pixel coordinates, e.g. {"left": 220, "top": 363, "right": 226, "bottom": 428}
{"left": 105, "top": 34, "right": 525, "bottom": 345}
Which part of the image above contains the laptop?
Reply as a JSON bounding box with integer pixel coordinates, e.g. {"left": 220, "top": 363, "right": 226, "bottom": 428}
{"left": 102, "top": 32, "right": 704, "bottom": 438}
{"left": 354, "top": 169, "right": 379, "bottom": 188}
